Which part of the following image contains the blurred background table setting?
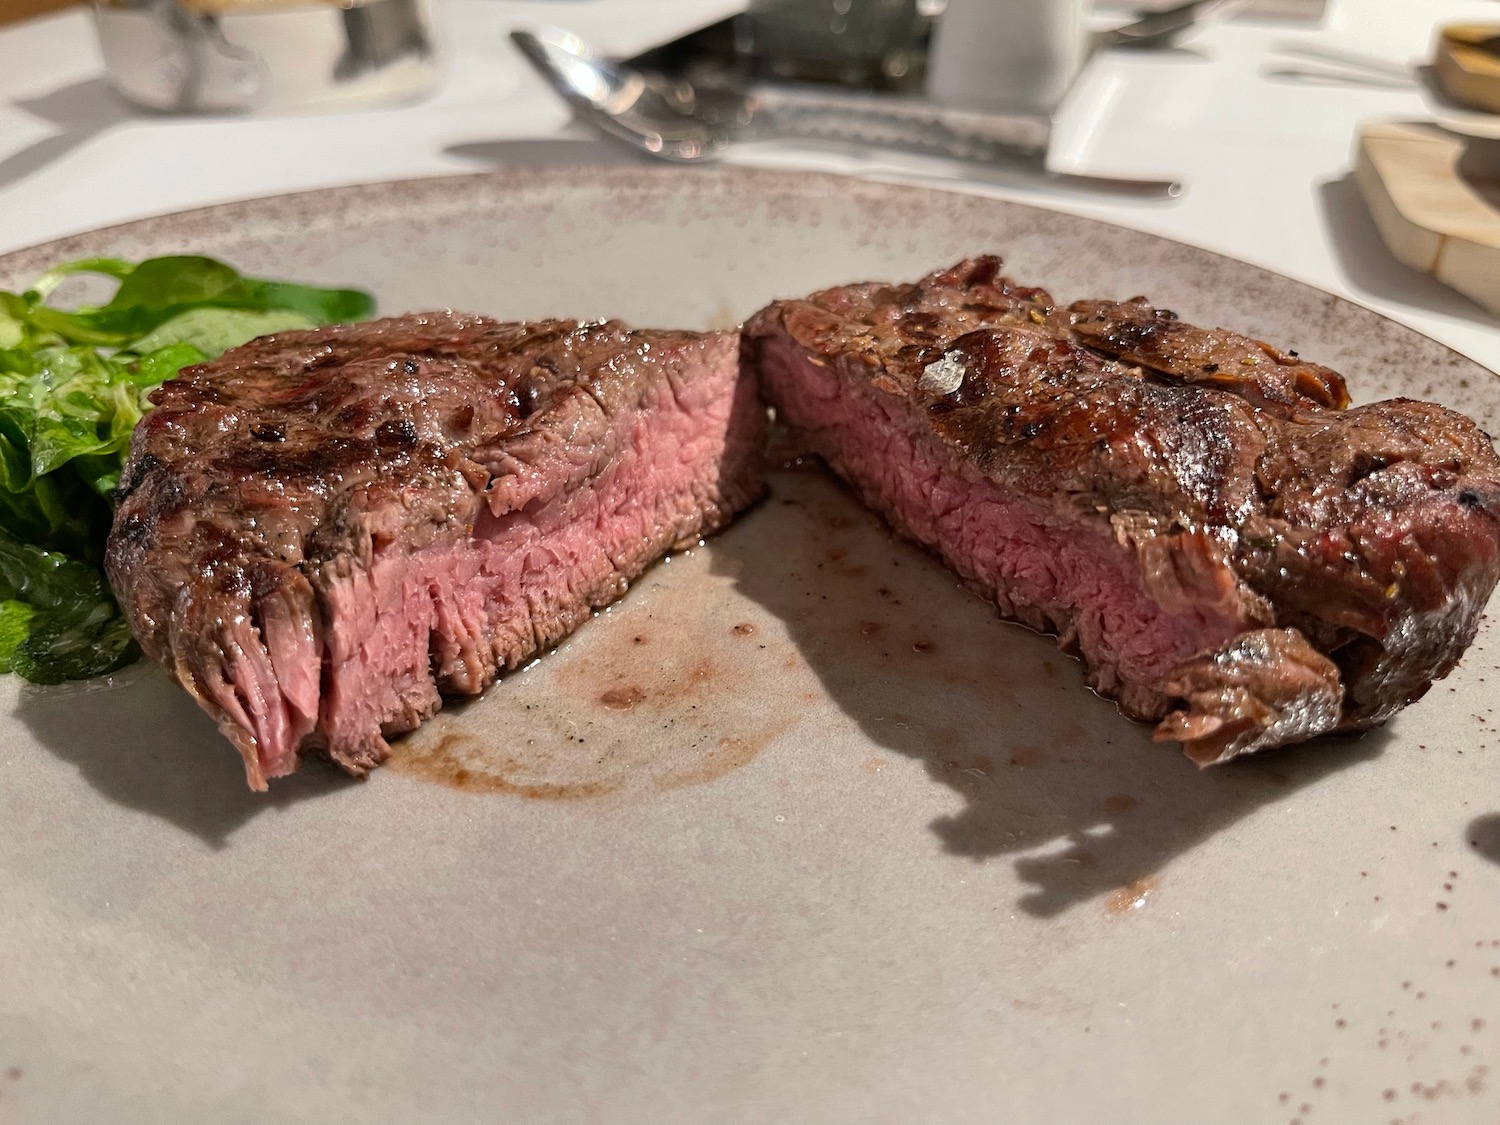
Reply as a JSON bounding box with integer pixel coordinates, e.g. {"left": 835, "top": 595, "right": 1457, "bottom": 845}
{"left": 4, "top": 0, "right": 1500, "bottom": 399}
{"left": 8, "top": 4, "right": 1500, "bottom": 1121}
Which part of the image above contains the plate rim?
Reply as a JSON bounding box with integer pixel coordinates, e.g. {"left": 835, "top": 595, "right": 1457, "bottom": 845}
{"left": 0, "top": 164, "right": 1494, "bottom": 386}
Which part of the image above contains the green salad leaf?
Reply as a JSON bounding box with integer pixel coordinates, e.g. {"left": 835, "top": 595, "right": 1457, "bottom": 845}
{"left": 0, "top": 530, "right": 136, "bottom": 683}
{"left": 0, "top": 254, "right": 374, "bottom": 683}
{"left": 129, "top": 307, "right": 317, "bottom": 356}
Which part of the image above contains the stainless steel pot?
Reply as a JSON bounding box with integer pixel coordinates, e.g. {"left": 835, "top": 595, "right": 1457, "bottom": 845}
{"left": 93, "top": 0, "right": 442, "bottom": 114}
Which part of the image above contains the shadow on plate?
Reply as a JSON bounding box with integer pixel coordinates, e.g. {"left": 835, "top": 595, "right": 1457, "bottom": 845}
{"left": 443, "top": 135, "right": 651, "bottom": 170}
{"left": 14, "top": 664, "right": 351, "bottom": 848}
{"left": 1, "top": 77, "right": 135, "bottom": 191}
{"left": 1318, "top": 173, "right": 1500, "bottom": 326}
{"left": 1467, "top": 812, "right": 1500, "bottom": 865}
{"left": 713, "top": 467, "right": 1387, "bottom": 918}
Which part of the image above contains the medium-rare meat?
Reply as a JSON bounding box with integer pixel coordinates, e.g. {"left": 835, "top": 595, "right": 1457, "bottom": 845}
{"left": 746, "top": 256, "right": 1500, "bottom": 763}
{"left": 107, "top": 313, "right": 765, "bottom": 789}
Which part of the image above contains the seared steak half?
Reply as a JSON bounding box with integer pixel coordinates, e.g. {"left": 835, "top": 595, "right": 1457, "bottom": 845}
{"left": 108, "top": 314, "right": 765, "bottom": 789}
{"left": 747, "top": 257, "right": 1500, "bottom": 763}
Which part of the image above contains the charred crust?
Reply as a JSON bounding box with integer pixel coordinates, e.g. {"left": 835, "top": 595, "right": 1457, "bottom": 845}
{"left": 114, "top": 452, "right": 161, "bottom": 503}
{"left": 1347, "top": 453, "right": 1392, "bottom": 486}
{"left": 374, "top": 418, "right": 420, "bottom": 452}
{"left": 220, "top": 435, "right": 373, "bottom": 483}
{"left": 513, "top": 366, "right": 552, "bottom": 417}
{"left": 110, "top": 510, "right": 149, "bottom": 550}
{"left": 335, "top": 403, "right": 374, "bottom": 431}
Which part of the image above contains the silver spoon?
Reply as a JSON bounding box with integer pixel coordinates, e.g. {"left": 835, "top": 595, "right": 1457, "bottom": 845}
{"left": 1094, "top": 0, "right": 1254, "bottom": 51}
{"left": 512, "top": 28, "right": 1183, "bottom": 200}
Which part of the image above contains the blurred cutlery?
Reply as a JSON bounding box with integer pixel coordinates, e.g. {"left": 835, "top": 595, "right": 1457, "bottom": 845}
{"left": 512, "top": 27, "right": 1183, "bottom": 199}
{"left": 1095, "top": 0, "right": 1254, "bottom": 51}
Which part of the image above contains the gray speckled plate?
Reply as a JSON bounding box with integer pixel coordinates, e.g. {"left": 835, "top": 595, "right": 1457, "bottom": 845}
{"left": 1, "top": 168, "right": 1497, "bottom": 1125}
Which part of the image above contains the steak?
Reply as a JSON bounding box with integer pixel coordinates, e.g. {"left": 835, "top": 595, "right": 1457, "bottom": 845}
{"left": 746, "top": 257, "right": 1500, "bottom": 763}
{"left": 107, "top": 313, "right": 765, "bottom": 789}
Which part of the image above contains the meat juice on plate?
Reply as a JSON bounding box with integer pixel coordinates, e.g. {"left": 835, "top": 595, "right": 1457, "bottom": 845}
{"left": 388, "top": 542, "right": 806, "bottom": 799}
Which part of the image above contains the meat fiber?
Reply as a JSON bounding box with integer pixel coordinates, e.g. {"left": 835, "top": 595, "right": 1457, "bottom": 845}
{"left": 746, "top": 257, "right": 1500, "bottom": 763}
{"left": 107, "top": 314, "right": 765, "bottom": 789}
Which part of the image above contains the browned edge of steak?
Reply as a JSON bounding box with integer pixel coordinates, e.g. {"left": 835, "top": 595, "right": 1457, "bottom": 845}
{"left": 107, "top": 313, "right": 766, "bottom": 789}
{"left": 746, "top": 256, "right": 1500, "bottom": 764}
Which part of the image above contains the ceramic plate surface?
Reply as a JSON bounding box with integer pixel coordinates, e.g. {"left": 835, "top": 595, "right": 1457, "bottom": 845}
{"left": 2, "top": 168, "right": 1498, "bottom": 1125}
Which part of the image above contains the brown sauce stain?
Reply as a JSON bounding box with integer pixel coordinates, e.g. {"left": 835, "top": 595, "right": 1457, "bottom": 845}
{"left": 600, "top": 685, "right": 647, "bottom": 710}
{"left": 1057, "top": 721, "right": 1090, "bottom": 748}
{"left": 1105, "top": 875, "right": 1160, "bottom": 915}
{"left": 393, "top": 732, "right": 621, "bottom": 800}
{"left": 1100, "top": 793, "right": 1138, "bottom": 815}
{"left": 862, "top": 757, "right": 888, "bottom": 772}
{"left": 659, "top": 732, "right": 765, "bottom": 791}
{"left": 1008, "top": 744, "right": 1043, "bottom": 769}
{"left": 388, "top": 552, "right": 806, "bottom": 800}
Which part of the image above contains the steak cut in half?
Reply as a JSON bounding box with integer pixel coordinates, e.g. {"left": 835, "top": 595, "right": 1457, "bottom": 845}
{"left": 747, "top": 257, "right": 1500, "bottom": 763}
{"left": 107, "top": 314, "right": 765, "bottom": 789}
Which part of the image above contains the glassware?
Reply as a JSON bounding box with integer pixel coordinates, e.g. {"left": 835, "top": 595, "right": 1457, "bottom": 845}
{"left": 93, "top": 0, "right": 442, "bottom": 114}
{"left": 737, "top": 0, "right": 932, "bottom": 91}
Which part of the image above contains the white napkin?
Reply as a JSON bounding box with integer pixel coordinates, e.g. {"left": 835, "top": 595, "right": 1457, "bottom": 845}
{"left": 927, "top": 0, "right": 1086, "bottom": 115}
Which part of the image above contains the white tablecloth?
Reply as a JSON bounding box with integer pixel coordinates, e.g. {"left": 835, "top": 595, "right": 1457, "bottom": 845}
{"left": 1, "top": 0, "right": 1496, "bottom": 366}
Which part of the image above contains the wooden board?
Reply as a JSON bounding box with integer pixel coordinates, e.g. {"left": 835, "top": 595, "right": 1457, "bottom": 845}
{"left": 1354, "top": 119, "right": 1500, "bottom": 316}
{"left": 1436, "top": 25, "right": 1500, "bottom": 116}
{"left": 2, "top": 0, "right": 80, "bottom": 23}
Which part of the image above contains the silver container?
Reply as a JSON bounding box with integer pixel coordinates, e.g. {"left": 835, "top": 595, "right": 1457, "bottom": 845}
{"left": 93, "top": 0, "right": 442, "bottom": 115}
{"left": 739, "top": 0, "right": 930, "bottom": 90}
